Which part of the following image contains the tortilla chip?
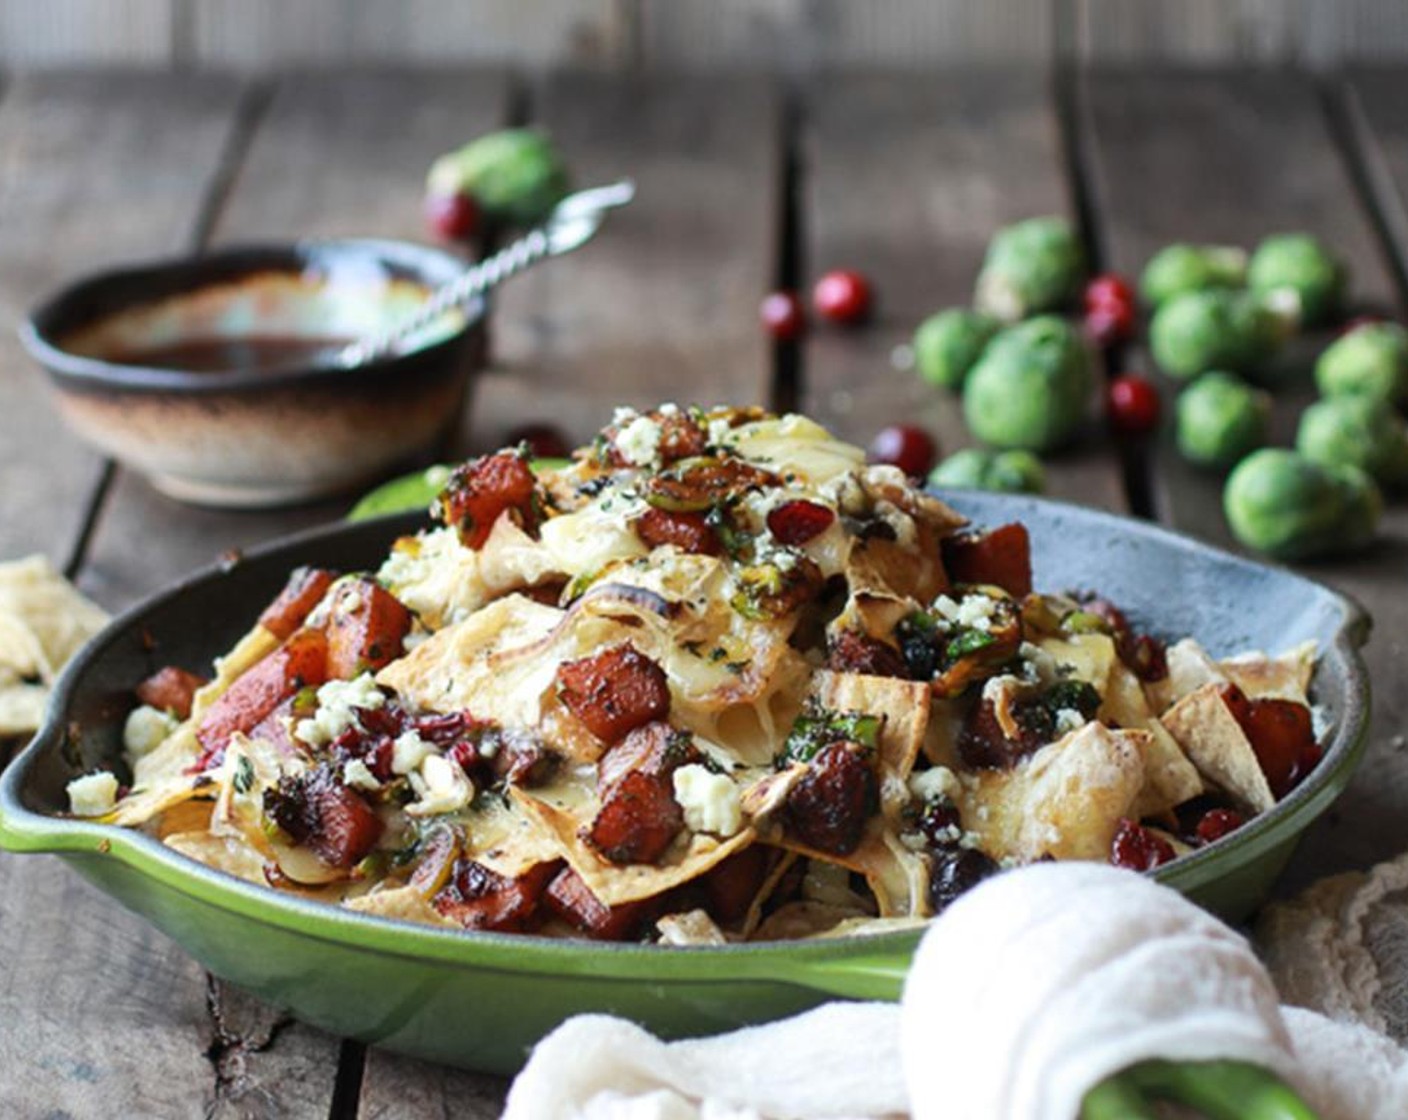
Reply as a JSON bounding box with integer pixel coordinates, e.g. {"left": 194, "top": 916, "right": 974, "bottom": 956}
{"left": 1221, "top": 641, "right": 1315, "bottom": 704}
{"left": 345, "top": 885, "right": 458, "bottom": 927}
{"left": 754, "top": 900, "right": 872, "bottom": 941}
{"left": 0, "top": 682, "right": 48, "bottom": 737}
{"left": 164, "top": 829, "right": 268, "bottom": 885}
{"left": 464, "top": 793, "right": 567, "bottom": 879}
{"left": 1100, "top": 659, "right": 1203, "bottom": 817}
{"left": 740, "top": 850, "right": 801, "bottom": 938}
{"left": 1038, "top": 633, "right": 1116, "bottom": 696}
{"left": 806, "top": 914, "right": 929, "bottom": 940}
{"left": 0, "top": 555, "right": 108, "bottom": 680}
{"left": 1160, "top": 683, "right": 1275, "bottom": 813}
{"left": 657, "top": 909, "right": 730, "bottom": 946}
{"left": 512, "top": 786, "right": 756, "bottom": 907}
{"left": 1147, "top": 638, "right": 1228, "bottom": 715}
{"left": 960, "top": 722, "right": 1147, "bottom": 863}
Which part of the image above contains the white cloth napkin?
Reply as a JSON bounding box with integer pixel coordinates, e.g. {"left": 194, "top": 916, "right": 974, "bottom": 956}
{"left": 502, "top": 863, "right": 1408, "bottom": 1120}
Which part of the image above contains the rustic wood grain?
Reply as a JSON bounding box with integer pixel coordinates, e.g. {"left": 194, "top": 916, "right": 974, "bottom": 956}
{"left": 357, "top": 1052, "right": 508, "bottom": 1120}
{"left": 1078, "top": 68, "right": 1408, "bottom": 886}
{"left": 0, "top": 70, "right": 344, "bottom": 1119}
{"left": 0, "top": 72, "right": 238, "bottom": 568}
{"left": 640, "top": 0, "right": 1054, "bottom": 69}
{"left": 1075, "top": 0, "right": 1297, "bottom": 64}
{"left": 800, "top": 71, "right": 1127, "bottom": 512}
{"left": 189, "top": 0, "right": 626, "bottom": 69}
{"left": 0, "top": 0, "right": 174, "bottom": 66}
{"left": 79, "top": 69, "right": 511, "bottom": 612}
{"left": 474, "top": 70, "right": 781, "bottom": 451}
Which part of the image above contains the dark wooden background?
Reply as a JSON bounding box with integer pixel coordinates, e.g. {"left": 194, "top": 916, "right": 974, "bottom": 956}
{"left": 1, "top": 31, "right": 1407, "bottom": 1120}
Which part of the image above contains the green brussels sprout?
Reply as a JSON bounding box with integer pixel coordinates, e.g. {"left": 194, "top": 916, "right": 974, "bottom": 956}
{"left": 1175, "top": 372, "right": 1271, "bottom": 469}
{"left": 1140, "top": 243, "right": 1247, "bottom": 307}
{"left": 974, "top": 217, "right": 1085, "bottom": 322}
{"left": 1224, "top": 449, "right": 1381, "bottom": 560}
{"left": 1296, "top": 395, "right": 1408, "bottom": 489}
{"left": 1314, "top": 321, "right": 1408, "bottom": 406}
{"left": 426, "top": 128, "right": 571, "bottom": 226}
{"left": 963, "top": 315, "right": 1093, "bottom": 451}
{"left": 1247, "top": 233, "right": 1346, "bottom": 328}
{"left": 913, "top": 309, "right": 1001, "bottom": 390}
{"left": 1149, "top": 290, "right": 1289, "bottom": 380}
{"left": 926, "top": 448, "right": 1046, "bottom": 493}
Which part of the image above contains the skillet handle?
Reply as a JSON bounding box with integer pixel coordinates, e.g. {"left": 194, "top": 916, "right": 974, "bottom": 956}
{"left": 0, "top": 722, "right": 83, "bottom": 854}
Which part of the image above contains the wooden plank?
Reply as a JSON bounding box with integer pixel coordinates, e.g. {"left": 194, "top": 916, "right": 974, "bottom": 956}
{"left": 1079, "top": 68, "right": 1408, "bottom": 886}
{"left": 1075, "top": 0, "right": 1297, "bottom": 64}
{"left": 640, "top": 0, "right": 1053, "bottom": 69}
{"left": 475, "top": 71, "right": 781, "bottom": 450}
{"left": 357, "top": 1053, "right": 506, "bottom": 1120}
{"left": 800, "top": 71, "right": 1126, "bottom": 512}
{"left": 0, "top": 71, "right": 341, "bottom": 1119}
{"left": 190, "top": 0, "right": 625, "bottom": 69}
{"left": 0, "top": 72, "right": 234, "bottom": 567}
{"left": 0, "top": 0, "right": 173, "bottom": 66}
{"left": 79, "top": 70, "right": 512, "bottom": 612}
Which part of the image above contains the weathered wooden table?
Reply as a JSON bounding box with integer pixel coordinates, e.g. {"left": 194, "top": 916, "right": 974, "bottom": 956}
{"left": 1, "top": 65, "right": 1405, "bottom": 1118}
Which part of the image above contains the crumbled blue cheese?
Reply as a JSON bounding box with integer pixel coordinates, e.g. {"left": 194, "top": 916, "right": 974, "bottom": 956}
{"left": 122, "top": 704, "right": 179, "bottom": 757}
{"left": 67, "top": 771, "right": 119, "bottom": 817}
{"left": 339, "top": 590, "right": 364, "bottom": 615}
{"left": 293, "top": 673, "right": 384, "bottom": 748}
{"left": 391, "top": 729, "right": 432, "bottom": 776}
{"left": 1019, "top": 641, "right": 1060, "bottom": 685}
{"left": 615, "top": 413, "right": 664, "bottom": 469}
{"left": 707, "top": 416, "right": 736, "bottom": 448}
{"left": 1054, "top": 708, "right": 1088, "bottom": 737}
{"left": 672, "top": 764, "right": 743, "bottom": 836}
{"left": 343, "top": 759, "right": 382, "bottom": 792}
{"left": 405, "top": 753, "right": 473, "bottom": 817}
{"left": 955, "top": 594, "right": 998, "bottom": 632}
{"left": 908, "top": 765, "right": 962, "bottom": 804}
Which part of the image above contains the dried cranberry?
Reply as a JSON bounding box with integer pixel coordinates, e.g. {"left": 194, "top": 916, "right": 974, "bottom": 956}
{"left": 915, "top": 797, "right": 962, "bottom": 845}
{"left": 1110, "top": 818, "right": 1176, "bottom": 871}
{"left": 767, "top": 499, "right": 835, "bottom": 546}
{"left": 1194, "top": 808, "right": 1245, "bottom": 845}
{"left": 927, "top": 845, "right": 999, "bottom": 912}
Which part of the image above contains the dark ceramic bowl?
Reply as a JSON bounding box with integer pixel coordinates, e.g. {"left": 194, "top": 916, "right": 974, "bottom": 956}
{"left": 22, "top": 240, "right": 482, "bottom": 508}
{"left": 0, "top": 494, "right": 1371, "bottom": 1073}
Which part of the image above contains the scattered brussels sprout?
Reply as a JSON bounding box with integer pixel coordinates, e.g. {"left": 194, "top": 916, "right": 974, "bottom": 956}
{"left": 1224, "top": 449, "right": 1380, "bottom": 560}
{"left": 1149, "top": 290, "right": 1289, "bottom": 380}
{"left": 426, "top": 128, "right": 571, "bottom": 226}
{"left": 913, "top": 309, "right": 1001, "bottom": 390}
{"left": 1247, "top": 233, "right": 1346, "bottom": 328}
{"left": 1174, "top": 372, "right": 1271, "bottom": 469}
{"left": 1296, "top": 396, "right": 1408, "bottom": 489}
{"left": 1139, "top": 244, "right": 1247, "bottom": 307}
{"left": 927, "top": 448, "right": 1045, "bottom": 494}
{"left": 963, "top": 315, "right": 1093, "bottom": 451}
{"left": 1314, "top": 321, "right": 1408, "bottom": 406}
{"left": 974, "top": 217, "right": 1085, "bottom": 323}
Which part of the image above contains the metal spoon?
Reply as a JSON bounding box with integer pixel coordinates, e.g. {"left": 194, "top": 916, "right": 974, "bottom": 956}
{"left": 339, "top": 178, "right": 636, "bottom": 366}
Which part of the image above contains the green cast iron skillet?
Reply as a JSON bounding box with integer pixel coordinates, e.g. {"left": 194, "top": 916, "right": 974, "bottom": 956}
{"left": 0, "top": 494, "right": 1371, "bottom": 1075}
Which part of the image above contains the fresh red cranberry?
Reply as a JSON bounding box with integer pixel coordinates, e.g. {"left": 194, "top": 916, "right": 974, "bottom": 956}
{"left": 1195, "top": 808, "right": 1245, "bottom": 845}
{"left": 506, "top": 423, "right": 571, "bottom": 461}
{"left": 766, "top": 499, "right": 835, "bottom": 545}
{"left": 760, "top": 290, "right": 806, "bottom": 341}
{"left": 867, "top": 424, "right": 937, "bottom": 478}
{"left": 1084, "top": 274, "right": 1137, "bottom": 348}
{"left": 812, "top": 269, "right": 872, "bottom": 325}
{"left": 1110, "top": 818, "right": 1177, "bottom": 871}
{"left": 1106, "top": 374, "right": 1161, "bottom": 436}
{"left": 424, "top": 190, "right": 479, "bottom": 242}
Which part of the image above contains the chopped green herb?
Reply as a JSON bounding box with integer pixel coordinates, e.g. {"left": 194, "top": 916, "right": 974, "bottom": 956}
{"left": 780, "top": 707, "right": 882, "bottom": 765}
{"left": 232, "top": 755, "right": 255, "bottom": 795}
{"left": 944, "top": 629, "right": 998, "bottom": 661}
